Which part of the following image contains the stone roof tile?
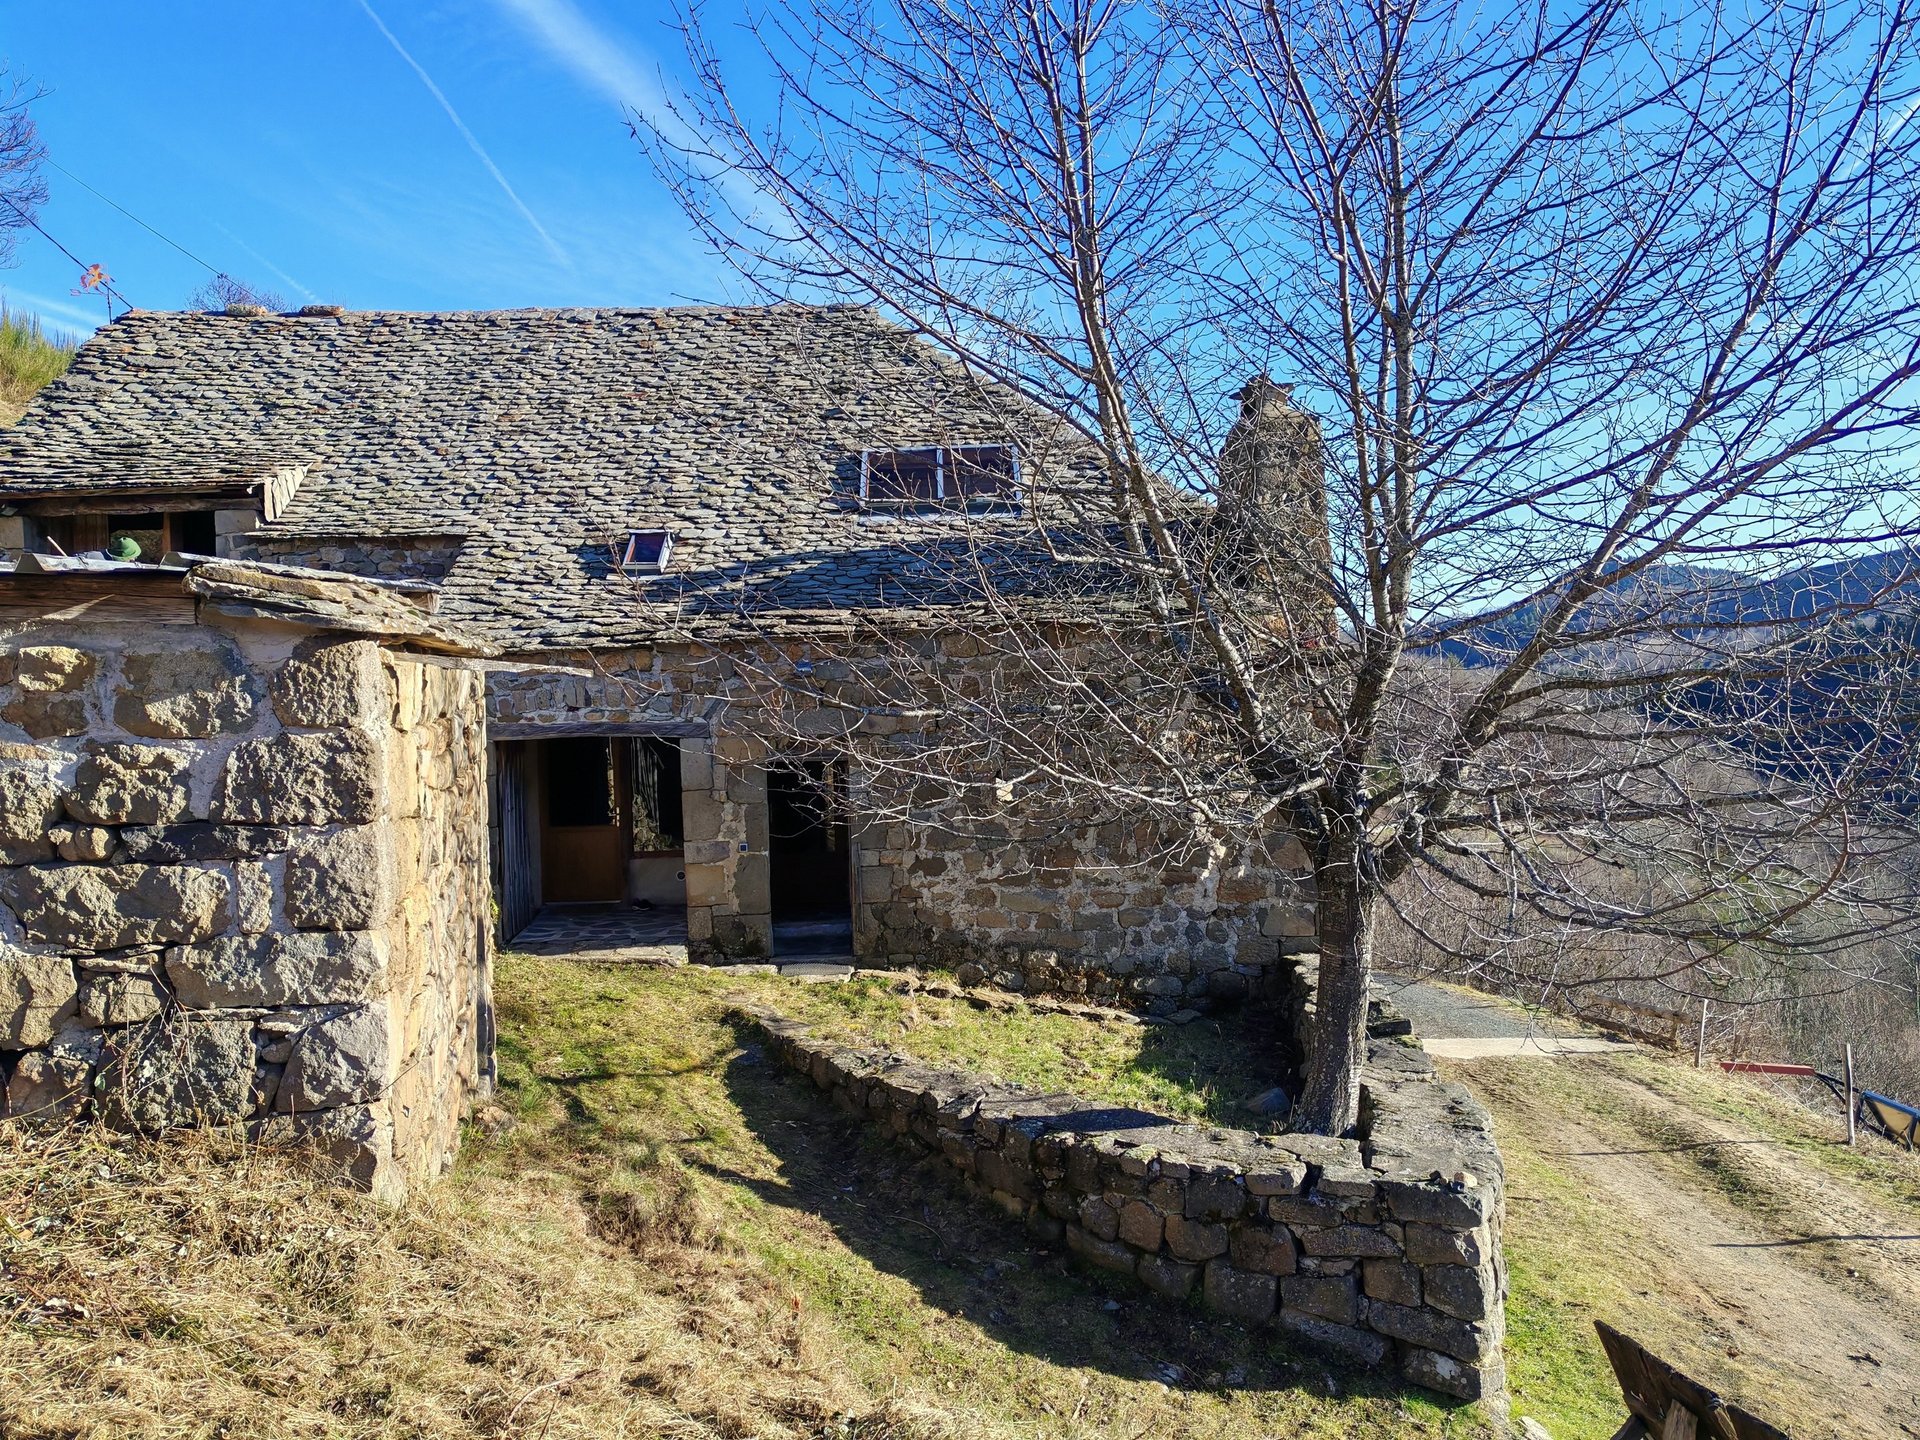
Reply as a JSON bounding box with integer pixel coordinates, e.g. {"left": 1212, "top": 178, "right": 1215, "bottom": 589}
{"left": 0, "top": 305, "right": 1119, "bottom": 650}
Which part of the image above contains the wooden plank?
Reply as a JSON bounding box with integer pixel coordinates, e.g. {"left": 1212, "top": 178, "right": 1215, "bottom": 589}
{"left": 1719, "top": 1062, "right": 1817, "bottom": 1077}
{"left": 0, "top": 573, "right": 196, "bottom": 625}
{"left": 1594, "top": 1324, "right": 1791, "bottom": 1440}
{"left": 11, "top": 488, "right": 253, "bottom": 513}
{"left": 490, "top": 719, "right": 709, "bottom": 740}
{"left": 495, "top": 741, "right": 541, "bottom": 942}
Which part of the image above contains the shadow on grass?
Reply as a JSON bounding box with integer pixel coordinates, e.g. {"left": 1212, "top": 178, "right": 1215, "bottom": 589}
{"left": 1117, "top": 1003, "right": 1300, "bottom": 1129}
{"left": 704, "top": 1026, "right": 1442, "bottom": 1408}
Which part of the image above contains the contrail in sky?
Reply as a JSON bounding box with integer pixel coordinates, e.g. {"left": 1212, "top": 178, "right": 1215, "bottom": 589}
{"left": 354, "top": 0, "right": 569, "bottom": 265}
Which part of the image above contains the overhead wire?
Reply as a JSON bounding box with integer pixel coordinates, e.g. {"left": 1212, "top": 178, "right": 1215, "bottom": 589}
{"left": 44, "top": 159, "right": 222, "bottom": 277}
{"left": 0, "top": 190, "right": 131, "bottom": 314}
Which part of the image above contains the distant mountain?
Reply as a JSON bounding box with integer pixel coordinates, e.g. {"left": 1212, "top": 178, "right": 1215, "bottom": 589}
{"left": 1427, "top": 549, "right": 1919, "bottom": 667}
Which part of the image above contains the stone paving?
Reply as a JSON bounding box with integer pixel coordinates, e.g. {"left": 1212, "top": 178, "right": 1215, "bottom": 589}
{"left": 508, "top": 905, "right": 690, "bottom": 964}
{"left": 505, "top": 907, "right": 860, "bottom": 976}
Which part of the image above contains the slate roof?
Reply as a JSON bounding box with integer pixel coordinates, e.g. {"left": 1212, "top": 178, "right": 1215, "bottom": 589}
{"left": 0, "top": 305, "right": 1119, "bottom": 651}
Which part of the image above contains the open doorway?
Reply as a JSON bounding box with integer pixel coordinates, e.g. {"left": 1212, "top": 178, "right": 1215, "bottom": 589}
{"left": 509, "top": 734, "right": 691, "bottom": 958}
{"left": 767, "top": 758, "right": 853, "bottom": 957}
{"left": 627, "top": 736, "right": 685, "bottom": 905}
{"left": 539, "top": 737, "right": 627, "bottom": 902}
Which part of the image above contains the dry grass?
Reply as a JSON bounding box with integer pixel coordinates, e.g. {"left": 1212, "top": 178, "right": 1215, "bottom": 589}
{"left": 0, "top": 305, "right": 74, "bottom": 427}
{"left": 759, "top": 973, "right": 1292, "bottom": 1128}
{"left": 1, "top": 959, "right": 1492, "bottom": 1440}
{"left": 0, "top": 1122, "right": 955, "bottom": 1440}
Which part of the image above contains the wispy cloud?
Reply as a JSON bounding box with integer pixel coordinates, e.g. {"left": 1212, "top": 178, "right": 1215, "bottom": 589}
{"left": 212, "top": 224, "right": 321, "bottom": 304}
{"left": 489, "top": 0, "right": 694, "bottom": 148}
{"left": 0, "top": 286, "right": 112, "bottom": 337}
{"left": 353, "top": 0, "right": 569, "bottom": 265}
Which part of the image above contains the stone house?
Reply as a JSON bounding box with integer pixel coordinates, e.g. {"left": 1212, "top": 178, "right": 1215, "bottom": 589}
{"left": 0, "top": 305, "right": 1320, "bottom": 1009}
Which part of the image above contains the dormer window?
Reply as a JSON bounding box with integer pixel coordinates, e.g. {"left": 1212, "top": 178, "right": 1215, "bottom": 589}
{"left": 861, "top": 445, "right": 1019, "bottom": 506}
{"left": 618, "top": 529, "right": 674, "bottom": 573}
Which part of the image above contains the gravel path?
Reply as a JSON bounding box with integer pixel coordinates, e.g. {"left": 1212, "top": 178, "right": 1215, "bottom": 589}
{"left": 1375, "top": 974, "right": 1586, "bottom": 1041}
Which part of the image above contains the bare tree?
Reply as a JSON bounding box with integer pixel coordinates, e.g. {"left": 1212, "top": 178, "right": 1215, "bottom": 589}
{"left": 0, "top": 67, "right": 46, "bottom": 269}
{"left": 186, "top": 273, "right": 288, "bottom": 314}
{"left": 643, "top": 0, "right": 1920, "bottom": 1133}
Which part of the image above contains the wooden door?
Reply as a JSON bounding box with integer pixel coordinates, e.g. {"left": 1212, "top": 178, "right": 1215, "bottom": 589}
{"left": 496, "top": 740, "right": 540, "bottom": 940}
{"left": 539, "top": 737, "right": 628, "bottom": 903}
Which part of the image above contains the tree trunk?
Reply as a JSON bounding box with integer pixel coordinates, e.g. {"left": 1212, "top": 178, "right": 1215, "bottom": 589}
{"left": 1295, "top": 865, "right": 1375, "bottom": 1135}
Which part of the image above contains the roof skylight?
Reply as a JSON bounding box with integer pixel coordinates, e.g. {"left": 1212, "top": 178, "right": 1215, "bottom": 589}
{"left": 618, "top": 529, "right": 674, "bottom": 573}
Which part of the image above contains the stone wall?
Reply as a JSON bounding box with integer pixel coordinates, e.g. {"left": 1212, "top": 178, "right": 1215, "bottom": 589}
{"left": 0, "top": 600, "right": 492, "bottom": 1199}
{"left": 738, "top": 992, "right": 1506, "bottom": 1403}
{"left": 488, "top": 647, "right": 1317, "bottom": 1008}
{"left": 232, "top": 534, "right": 466, "bottom": 583}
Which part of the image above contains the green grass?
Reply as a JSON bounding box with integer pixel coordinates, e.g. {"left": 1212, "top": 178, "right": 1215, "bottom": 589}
{"left": 0, "top": 305, "right": 75, "bottom": 425}
{"left": 756, "top": 973, "right": 1294, "bottom": 1128}
{"left": 480, "top": 956, "right": 1491, "bottom": 1438}
{"left": 1495, "top": 1128, "right": 1645, "bottom": 1435}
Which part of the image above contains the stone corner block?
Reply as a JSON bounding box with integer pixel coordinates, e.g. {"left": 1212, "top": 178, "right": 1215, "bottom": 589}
{"left": 279, "top": 1004, "right": 394, "bottom": 1112}
{"left": 270, "top": 637, "right": 390, "bottom": 730}
{"left": 283, "top": 826, "right": 395, "bottom": 931}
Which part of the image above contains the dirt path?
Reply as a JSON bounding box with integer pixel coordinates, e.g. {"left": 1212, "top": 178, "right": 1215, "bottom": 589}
{"left": 1455, "top": 1053, "right": 1920, "bottom": 1439}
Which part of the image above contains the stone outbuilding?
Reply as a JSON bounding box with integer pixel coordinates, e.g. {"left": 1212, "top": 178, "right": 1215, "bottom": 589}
{"left": 0, "top": 304, "right": 1321, "bottom": 1011}
{"left": 0, "top": 555, "right": 494, "bottom": 1198}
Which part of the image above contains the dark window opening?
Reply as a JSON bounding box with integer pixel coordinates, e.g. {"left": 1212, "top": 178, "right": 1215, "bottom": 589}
{"left": 946, "top": 445, "right": 1018, "bottom": 499}
{"left": 107, "top": 514, "right": 166, "bottom": 562}
{"left": 172, "top": 510, "right": 217, "bottom": 556}
{"left": 861, "top": 445, "right": 1019, "bottom": 506}
{"left": 545, "top": 737, "right": 616, "bottom": 827}
{"left": 631, "top": 736, "right": 684, "bottom": 851}
{"left": 40, "top": 510, "right": 221, "bottom": 562}
{"left": 863, "top": 449, "right": 942, "bottom": 504}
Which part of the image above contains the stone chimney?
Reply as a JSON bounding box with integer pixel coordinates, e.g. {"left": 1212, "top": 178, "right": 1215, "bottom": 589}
{"left": 1216, "top": 378, "right": 1329, "bottom": 604}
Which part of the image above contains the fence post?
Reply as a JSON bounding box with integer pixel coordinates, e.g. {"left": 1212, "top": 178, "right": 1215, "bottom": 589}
{"left": 1845, "top": 1044, "right": 1857, "bottom": 1146}
{"left": 1694, "top": 999, "right": 1709, "bottom": 1068}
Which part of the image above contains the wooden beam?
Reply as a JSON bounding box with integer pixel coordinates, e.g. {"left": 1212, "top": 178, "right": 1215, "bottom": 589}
{"left": 0, "top": 572, "right": 196, "bottom": 625}
{"left": 489, "top": 720, "right": 710, "bottom": 740}
{"left": 12, "top": 490, "right": 253, "bottom": 515}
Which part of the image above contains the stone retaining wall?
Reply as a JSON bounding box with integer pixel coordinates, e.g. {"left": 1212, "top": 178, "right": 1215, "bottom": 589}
{"left": 739, "top": 994, "right": 1505, "bottom": 1402}
{"left": 0, "top": 569, "right": 493, "bottom": 1199}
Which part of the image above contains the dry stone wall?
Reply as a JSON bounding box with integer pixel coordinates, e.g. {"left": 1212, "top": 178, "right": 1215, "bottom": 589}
{"left": 488, "top": 645, "right": 1316, "bottom": 1008}
{"left": 0, "top": 606, "right": 492, "bottom": 1199}
{"left": 231, "top": 534, "right": 466, "bottom": 584}
{"left": 738, "top": 983, "right": 1505, "bottom": 1403}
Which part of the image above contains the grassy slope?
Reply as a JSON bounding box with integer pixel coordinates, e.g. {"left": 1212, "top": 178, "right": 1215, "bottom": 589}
{"left": 16, "top": 959, "right": 1897, "bottom": 1438}
{"left": 1, "top": 959, "right": 1487, "bottom": 1440}
{"left": 1468, "top": 1050, "right": 1920, "bottom": 1439}
{"left": 0, "top": 307, "right": 74, "bottom": 426}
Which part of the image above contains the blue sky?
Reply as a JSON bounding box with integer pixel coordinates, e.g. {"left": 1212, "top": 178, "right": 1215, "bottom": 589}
{"left": 0, "top": 0, "right": 736, "bottom": 339}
